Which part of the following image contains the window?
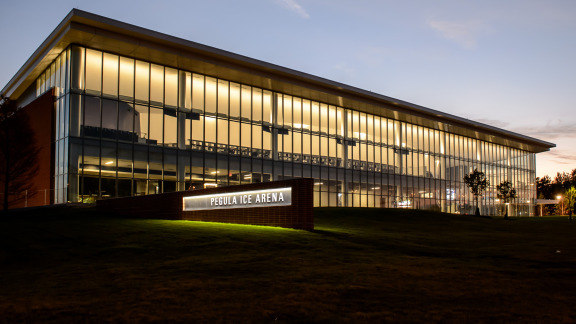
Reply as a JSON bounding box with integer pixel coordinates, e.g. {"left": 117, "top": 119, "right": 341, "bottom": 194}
{"left": 149, "top": 107, "right": 163, "bottom": 145}
{"left": 85, "top": 49, "right": 102, "bottom": 95}
{"left": 119, "top": 57, "right": 134, "bottom": 99}
{"left": 102, "top": 53, "right": 119, "bottom": 98}
{"left": 150, "top": 64, "right": 164, "bottom": 106}
{"left": 135, "top": 61, "right": 149, "bottom": 102}
{"left": 165, "top": 67, "right": 178, "bottom": 108}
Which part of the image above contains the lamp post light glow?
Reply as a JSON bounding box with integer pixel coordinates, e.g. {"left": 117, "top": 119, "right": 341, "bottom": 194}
{"left": 557, "top": 195, "right": 563, "bottom": 215}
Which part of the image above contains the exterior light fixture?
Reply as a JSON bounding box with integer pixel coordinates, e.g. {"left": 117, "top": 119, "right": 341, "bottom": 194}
{"left": 105, "top": 161, "right": 114, "bottom": 165}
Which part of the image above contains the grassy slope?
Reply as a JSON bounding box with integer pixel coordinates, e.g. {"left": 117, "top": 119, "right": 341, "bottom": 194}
{"left": 0, "top": 207, "right": 575, "bottom": 322}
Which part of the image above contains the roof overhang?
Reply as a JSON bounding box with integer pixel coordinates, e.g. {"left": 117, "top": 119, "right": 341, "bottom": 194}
{"left": 2, "top": 9, "right": 556, "bottom": 153}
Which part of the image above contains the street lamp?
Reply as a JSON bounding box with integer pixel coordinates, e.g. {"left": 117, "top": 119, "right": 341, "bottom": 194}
{"left": 557, "top": 195, "right": 563, "bottom": 216}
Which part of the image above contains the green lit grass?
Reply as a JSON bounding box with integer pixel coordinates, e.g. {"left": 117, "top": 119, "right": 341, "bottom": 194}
{"left": 1, "top": 206, "right": 575, "bottom": 322}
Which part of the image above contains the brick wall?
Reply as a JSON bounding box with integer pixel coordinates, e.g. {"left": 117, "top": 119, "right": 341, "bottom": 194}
{"left": 1, "top": 90, "right": 54, "bottom": 209}
{"left": 97, "top": 178, "right": 314, "bottom": 230}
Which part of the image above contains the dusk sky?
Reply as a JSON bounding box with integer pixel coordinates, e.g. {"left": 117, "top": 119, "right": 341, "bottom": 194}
{"left": 1, "top": 0, "right": 574, "bottom": 177}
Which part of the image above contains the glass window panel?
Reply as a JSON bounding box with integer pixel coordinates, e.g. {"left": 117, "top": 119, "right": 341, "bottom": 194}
{"left": 292, "top": 97, "right": 302, "bottom": 129}
{"left": 164, "top": 108, "right": 178, "bottom": 147}
{"left": 164, "top": 67, "right": 178, "bottom": 108}
{"left": 102, "top": 53, "right": 119, "bottom": 98}
{"left": 118, "top": 102, "right": 134, "bottom": 136}
{"left": 192, "top": 74, "right": 204, "bottom": 111}
{"left": 253, "top": 88, "right": 262, "bottom": 122}
{"left": 119, "top": 57, "right": 134, "bottom": 99}
{"left": 71, "top": 46, "right": 85, "bottom": 91}
{"left": 263, "top": 90, "right": 273, "bottom": 124}
{"left": 337, "top": 107, "right": 345, "bottom": 137}
{"left": 252, "top": 124, "right": 262, "bottom": 149}
{"left": 303, "top": 133, "right": 311, "bottom": 155}
{"left": 150, "top": 64, "right": 164, "bottom": 105}
{"left": 217, "top": 80, "right": 229, "bottom": 116}
{"left": 263, "top": 126, "right": 272, "bottom": 151}
{"left": 48, "top": 63, "right": 55, "bottom": 89}
{"left": 282, "top": 130, "right": 292, "bottom": 154}
{"left": 205, "top": 77, "right": 217, "bottom": 114}
{"left": 283, "top": 95, "right": 293, "bottom": 127}
{"left": 204, "top": 115, "right": 216, "bottom": 143}
{"left": 229, "top": 82, "right": 241, "bottom": 117}
{"left": 54, "top": 56, "right": 61, "bottom": 95}
{"left": 85, "top": 49, "right": 102, "bottom": 94}
{"left": 328, "top": 106, "right": 337, "bottom": 135}
{"left": 149, "top": 107, "right": 163, "bottom": 145}
{"left": 180, "top": 71, "right": 192, "bottom": 110}
{"left": 241, "top": 85, "right": 252, "bottom": 120}
{"left": 312, "top": 134, "right": 320, "bottom": 157}
{"left": 83, "top": 96, "right": 101, "bottom": 138}
{"left": 191, "top": 113, "right": 204, "bottom": 142}
{"left": 69, "top": 94, "right": 81, "bottom": 137}
{"left": 102, "top": 99, "right": 118, "bottom": 135}
{"left": 241, "top": 122, "right": 251, "bottom": 147}
{"left": 229, "top": 120, "right": 240, "bottom": 146}
{"left": 321, "top": 136, "right": 328, "bottom": 157}
{"left": 312, "top": 101, "right": 320, "bottom": 132}
{"left": 217, "top": 118, "right": 228, "bottom": 145}
{"left": 320, "top": 104, "right": 329, "bottom": 134}
{"left": 182, "top": 112, "right": 191, "bottom": 147}
{"left": 293, "top": 132, "right": 302, "bottom": 154}
{"left": 135, "top": 60, "right": 149, "bottom": 102}
{"left": 135, "top": 105, "right": 148, "bottom": 143}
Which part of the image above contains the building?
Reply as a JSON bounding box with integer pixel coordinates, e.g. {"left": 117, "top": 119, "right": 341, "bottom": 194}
{"left": 0, "top": 9, "right": 555, "bottom": 215}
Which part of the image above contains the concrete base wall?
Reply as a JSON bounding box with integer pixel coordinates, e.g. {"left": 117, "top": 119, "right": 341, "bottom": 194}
{"left": 96, "top": 178, "right": 314, "bottom": 230}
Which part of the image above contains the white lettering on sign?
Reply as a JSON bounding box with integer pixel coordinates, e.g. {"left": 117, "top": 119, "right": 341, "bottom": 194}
{"left": 183, "top": 187, "right": 292, "bottom": 211}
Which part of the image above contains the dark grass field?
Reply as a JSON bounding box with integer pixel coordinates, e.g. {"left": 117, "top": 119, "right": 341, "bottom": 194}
{"left": 1, "top": 206, "right": 575, "bottom": 322}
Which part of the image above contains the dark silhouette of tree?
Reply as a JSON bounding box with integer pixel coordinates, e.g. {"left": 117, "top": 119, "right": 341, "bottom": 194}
{"left": 536, "top": 176, "right": 553, "bottom": 199}
{"left": 536, "top": 169, "right": 576, "bottom": 216}
{"left": 0, "top": 96, "right": 40, "bottom": 211}
{"left": 566, "top": 187, "right": 576, "bottom": 222}
{"left": 496, "top": 181, "right": 517, "bottom": 219}
{"left": 554, "top": 172, "right": 572, "bottom": 191}
{"left": 464, "top": 169, "right": 489, "bottom": 216}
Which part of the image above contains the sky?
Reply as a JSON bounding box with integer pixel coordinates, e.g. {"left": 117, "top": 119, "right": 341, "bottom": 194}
{"left": 0, "top": 0, "right": 575, "bottom": 178}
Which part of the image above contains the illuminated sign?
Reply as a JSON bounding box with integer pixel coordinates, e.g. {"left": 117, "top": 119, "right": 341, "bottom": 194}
{"left": 183, "top": 187, "right": 292, "bottom": 211}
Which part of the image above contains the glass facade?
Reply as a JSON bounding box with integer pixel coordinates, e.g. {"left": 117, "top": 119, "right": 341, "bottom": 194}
{"left": 34, "top": 45, "right": 537, "bottom": 215}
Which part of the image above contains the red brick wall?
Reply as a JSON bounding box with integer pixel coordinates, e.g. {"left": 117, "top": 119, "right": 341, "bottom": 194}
{"left": 1, "top": 90, "right": 54, "bottom": 209}
{"left": 97, "top": 178, "right": 314, "bottom": 230}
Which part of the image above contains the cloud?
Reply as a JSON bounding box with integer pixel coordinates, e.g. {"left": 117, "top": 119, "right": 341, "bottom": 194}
{"left": 540, "top": 150, "right": 576, "bottom": 165}
{"left": 512, "top": 121, "right": 576, "bottom": 140}
{"left": 275, "top": 0, "right": 310, "bottom": 19}
{"left": 427, "top": 19, "right": 485, "bottom": 49}
{"left": 475, "top": 118, "right": 510, "bottom": 129}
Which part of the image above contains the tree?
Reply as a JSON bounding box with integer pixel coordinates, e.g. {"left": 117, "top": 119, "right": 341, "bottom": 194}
{"left": 566, "top": 187, "right": 576, "bottom": 222}
{"left": 496, "top": 181, "right": 517, "bottom": 219}
{"left": 536, "top": 175, "right": 553, "bottom": 199}
{"left": 537, "top": 169, "right": 576, "bottom": 216}
{"left": 464, "top": 169, "right": 489, "bottom": 216}
{"left": 0, "top": 96, "right": 40, "bottom": 211}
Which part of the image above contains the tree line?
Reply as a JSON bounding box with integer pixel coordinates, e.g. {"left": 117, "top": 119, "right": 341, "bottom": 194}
{"left": 537, "top": 169, "right": 576, "bottom": 216}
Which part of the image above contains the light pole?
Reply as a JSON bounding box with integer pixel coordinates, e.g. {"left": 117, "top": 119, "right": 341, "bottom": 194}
{"left": 557, "top": 195, "right": 563, "bottom": 215}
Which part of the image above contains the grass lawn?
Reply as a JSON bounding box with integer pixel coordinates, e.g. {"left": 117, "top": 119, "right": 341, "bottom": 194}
{"left": 1, "top": 206, "right": 575, "bottom": 322}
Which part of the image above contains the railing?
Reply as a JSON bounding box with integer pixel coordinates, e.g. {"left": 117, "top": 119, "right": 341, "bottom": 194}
{"left": 0, "top": 188, "right": 57, "bottom": 208}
